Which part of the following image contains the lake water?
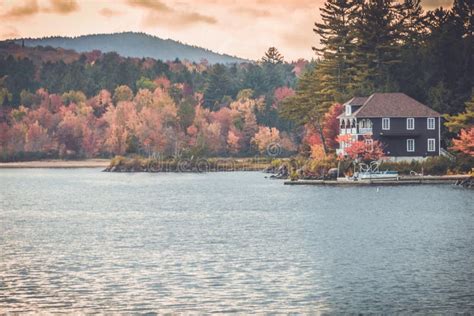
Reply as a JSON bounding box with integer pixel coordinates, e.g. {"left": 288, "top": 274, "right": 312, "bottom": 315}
{"left": 0, "top": 169, "right": 473, "bottom": 313}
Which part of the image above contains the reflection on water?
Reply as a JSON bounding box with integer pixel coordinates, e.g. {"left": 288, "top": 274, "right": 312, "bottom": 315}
{"left": 0, "top": 169, "right": 473, "bottom": 313}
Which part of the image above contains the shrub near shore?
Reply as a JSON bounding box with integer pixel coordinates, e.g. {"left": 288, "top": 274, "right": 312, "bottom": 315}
{"left": 270, "top": 155, "right": 473, "bottom": 180}
{"left": 379, "top": 156, "right": 473, "bottom": 176}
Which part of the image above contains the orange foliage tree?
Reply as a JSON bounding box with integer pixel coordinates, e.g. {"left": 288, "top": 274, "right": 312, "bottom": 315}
{"left": 451, "top": 127, "right": 474, "bottom": 157}
{"left": 252, "top": 126, "right": 281, "bottom": 154}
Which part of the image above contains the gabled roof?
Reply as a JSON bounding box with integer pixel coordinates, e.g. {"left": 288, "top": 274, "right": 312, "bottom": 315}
{"left": 344, "top": 97, "right": 368, "bottom": 106}
{"left": 337, "top": 97, "right": 368, "bottom": 118}
{"left": 353, "top": 93, "right": 441, "bottom": 118}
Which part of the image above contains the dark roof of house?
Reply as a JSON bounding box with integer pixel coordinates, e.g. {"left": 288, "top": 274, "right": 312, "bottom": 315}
{"left": 353, "top": 93, "right": 441, "bottom": 118}
{"left": 344, "top": 97, "right": 368, "bottom": 106}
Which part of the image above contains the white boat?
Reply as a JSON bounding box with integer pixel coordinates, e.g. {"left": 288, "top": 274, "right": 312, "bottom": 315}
{"left": 352, "top": 161, "right": 399, "bottom": 180}
{"left": 355, "top": 170, "right": 399, "bottom": 180}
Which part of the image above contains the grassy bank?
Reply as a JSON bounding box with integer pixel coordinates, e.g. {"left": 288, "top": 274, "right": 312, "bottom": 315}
{"left": 105, "top": 156, "right": 273, "bottom": 172}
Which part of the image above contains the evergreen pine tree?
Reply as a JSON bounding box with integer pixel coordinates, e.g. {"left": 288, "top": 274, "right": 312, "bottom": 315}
{"left": 351, "top": 0, "right": 404, "bottom": 93}
{"left": 203, "top": 64, "right": 232, "bottom": 110}
{"left": 313, "top": 0, "right": 359, "bottom": 102}
{"left": 261, "top": 47, "right": 284, "bottom": 64}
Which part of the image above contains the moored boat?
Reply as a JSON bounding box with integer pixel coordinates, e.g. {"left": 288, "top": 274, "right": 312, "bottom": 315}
{"left": 355, "top": 170, "right": 399, "bottom": 180}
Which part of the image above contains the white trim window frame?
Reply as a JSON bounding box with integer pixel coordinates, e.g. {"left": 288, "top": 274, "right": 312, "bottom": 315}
{"left": 407, "top": 139, "right": 415, "bottom": 152}
{"left": 427, "top": 117, "right": 435, "bottom": 130}
{"left": 407, "top": 118, "right": 415, "bottom": 130}
{"left": 382, "top": 118, "right": 390, "bottom": 130}
{"left": 427, "top": 138, "right": 436, "bottom": 152}
{"left": 346, "top": 105, "right": 351, "bottom": 116}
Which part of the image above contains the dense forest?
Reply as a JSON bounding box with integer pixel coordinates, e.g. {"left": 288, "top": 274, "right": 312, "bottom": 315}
{"left": 0, "top": 0, "right": 472, "bottom": 162}
{"left": 0, "top": 42, "right": 304, "bottom": 160}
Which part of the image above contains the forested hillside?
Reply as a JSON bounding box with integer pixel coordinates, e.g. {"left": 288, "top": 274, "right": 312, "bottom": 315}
{"left": 0, "top": 44, "right": 303, "bottom": 161}
{"left": 14, "top": 32, "right": 247, "bottom": 64}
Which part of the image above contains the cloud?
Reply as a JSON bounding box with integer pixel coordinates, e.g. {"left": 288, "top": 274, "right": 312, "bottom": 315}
{"left": 99, "top": 8, "right": 123, "bottom": 17}
{"left": 142, "top": 11, "right": 217, "bottom": 29}
{"left": 233, "top": 7, "right": 271, "bottom": 18}
{"left": 127, "top": 0, "right": 216, "bottom": 28}
{"left": 47, "top": 0, "right": 79, "bottom": 14}
{"left": 1, "top": 0, "right": 40, "bottom": 19}
{"left": 126, "top": 0, "right": 172, "bottom": 12}
{"left": 1, "top": 0, "right": 79, "bottom": 19}
{"left": 178, "top": 12, "right": 217, "bottom": 25}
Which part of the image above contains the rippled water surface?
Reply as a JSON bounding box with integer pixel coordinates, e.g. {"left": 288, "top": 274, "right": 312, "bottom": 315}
{"left": 1, "top": 169, "right": 473, "bottom": 313}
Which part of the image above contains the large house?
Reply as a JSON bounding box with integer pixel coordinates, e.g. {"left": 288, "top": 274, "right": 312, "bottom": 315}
{"left": 337, "top": 93, "right": 442, "bottom": 161}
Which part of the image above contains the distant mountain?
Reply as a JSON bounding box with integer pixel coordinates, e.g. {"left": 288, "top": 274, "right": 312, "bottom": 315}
{"left": 14, "top": 32, "right": 248, "bottom": 64}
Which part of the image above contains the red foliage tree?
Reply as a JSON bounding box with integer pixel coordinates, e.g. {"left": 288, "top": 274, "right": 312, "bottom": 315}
{"left": 273, "top": 86, "right": 295, "bottom": 110}
{"left": 451, "top": 127, "right": 474, "bottom": 157}
{"left": 342, "top": 137, "right": 385, "bottom": 162}
{"left": 322, "top": 103, "right": 343, "bottom": 150}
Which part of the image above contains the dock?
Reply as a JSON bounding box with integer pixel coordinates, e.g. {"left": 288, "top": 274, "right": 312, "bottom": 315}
{"left": 284, "top": 175, "right": 471, "bottom": 186}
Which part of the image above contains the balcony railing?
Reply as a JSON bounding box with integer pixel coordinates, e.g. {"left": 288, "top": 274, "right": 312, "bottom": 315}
{"left": 340, "top": 127, "right": 372, "bottom": 135}
{"left": 358, "top": 127, "right": 373, "bottom": 134}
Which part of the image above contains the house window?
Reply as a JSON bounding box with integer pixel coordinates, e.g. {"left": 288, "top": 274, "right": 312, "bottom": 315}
{"left": 407, "top": 139, "right": 415, "bottom": 152}
{"left": 382, "top": 118, "right": 390, "bottom": 130}
{"left": 427, "top": 138, "right": 436, "bottom": 152}
{"left": 407, "top": 118, "right": 415, "bottom": 130}
{"left": 427, "top": 118, "right": 435, "bottom": 130}
{"left": 346, "top": 105, "right": 351, "bottom": 116}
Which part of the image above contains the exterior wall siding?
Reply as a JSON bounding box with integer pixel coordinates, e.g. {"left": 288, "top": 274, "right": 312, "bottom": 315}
{"left": 367, "top": 117, "right": 439, "bottom": 157}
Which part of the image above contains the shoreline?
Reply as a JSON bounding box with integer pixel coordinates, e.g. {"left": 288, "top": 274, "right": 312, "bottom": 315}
{"left": 284, "top": 175, "right": 472, "bottom": 186}
{"left": 0, "top": 159, "right": 110, "bottom": 169}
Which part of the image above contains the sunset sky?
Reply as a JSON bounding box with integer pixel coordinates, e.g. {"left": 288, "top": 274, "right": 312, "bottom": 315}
{"left": 0, "top": 0, "right": 452, "bottom": 61}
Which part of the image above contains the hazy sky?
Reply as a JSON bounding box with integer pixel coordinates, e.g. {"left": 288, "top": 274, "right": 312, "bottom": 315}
{"left": 0, "top": 0, "right": 452, "bottom": 61}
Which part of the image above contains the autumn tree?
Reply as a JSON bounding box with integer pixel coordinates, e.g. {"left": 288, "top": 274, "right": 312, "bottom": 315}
{"left": 113, "top": 85, "right": 134, "bottom": 104}
{"left": 273, "top": 86, "right": 295, "bottom": 110}
{"left": 252, "top": 126, "right": 281, "bottom": 154}
{"left": 103, "top": 101, "right": 139, "bottom": 155}
{"left": 322, "top": 103, "right": 344, "bottom": 150}
{"left": 450, "top": 127, "right": 474, "bottom": 157}
{"left": 227, "top": 127, "right": 242, "bottom": 154}
{"left": 25, "top": 121, "right": 52, "bottom": 152}
{"left": 338, "top": 135, "right": 385, "bottom": 162}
